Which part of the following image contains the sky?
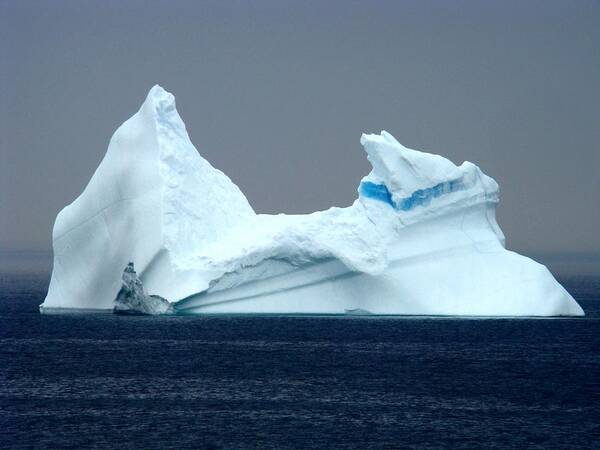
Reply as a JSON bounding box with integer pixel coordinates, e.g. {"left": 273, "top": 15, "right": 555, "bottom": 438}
{"left": 1, "top": 0, "right": 599, "bottom": 273}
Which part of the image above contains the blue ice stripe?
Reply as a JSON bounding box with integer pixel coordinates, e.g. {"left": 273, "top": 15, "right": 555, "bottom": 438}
{"left": 359, "top": 179, "right": 463, "bottom": 211}
{"left": 358, "top": 181, "right": 394, "bottom": 207}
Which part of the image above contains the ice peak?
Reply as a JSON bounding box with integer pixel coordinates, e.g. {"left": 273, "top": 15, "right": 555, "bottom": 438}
{"left": 144, "top": 84, "right": 177, "bottom": 115}
{"left": 360, "top": 131, "right": 462, "bottom": 199}
{"left": 138, "top": 84, "right": 188, "bottom": 142}
{"left": 147, "top": 83, "right": 170, "bottom": 99}
{"left": 360, "top": 130, "right": 403, "bottom": 149}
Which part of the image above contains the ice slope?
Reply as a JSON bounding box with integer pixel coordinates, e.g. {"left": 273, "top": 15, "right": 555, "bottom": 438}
{"left": 40, "top": 86, "right": 584, "bottom": 316}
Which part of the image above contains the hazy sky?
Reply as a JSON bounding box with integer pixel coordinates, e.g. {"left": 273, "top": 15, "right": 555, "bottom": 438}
{"left": 1, "top": 1, "right": 599, "bottom": 266}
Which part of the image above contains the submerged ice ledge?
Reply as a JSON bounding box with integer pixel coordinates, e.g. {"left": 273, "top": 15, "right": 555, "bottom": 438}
{"left": 40, "top": 85, "right": 584, "bottom": 317}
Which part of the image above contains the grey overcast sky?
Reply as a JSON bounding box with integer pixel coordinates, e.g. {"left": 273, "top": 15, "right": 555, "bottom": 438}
{"left": 1, "top": 1, "right": 599, "bottom": 269}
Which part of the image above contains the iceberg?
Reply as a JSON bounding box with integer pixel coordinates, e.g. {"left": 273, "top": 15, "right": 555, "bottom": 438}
{"left": 40, "top": 86, "right": 584, "bottom": 316}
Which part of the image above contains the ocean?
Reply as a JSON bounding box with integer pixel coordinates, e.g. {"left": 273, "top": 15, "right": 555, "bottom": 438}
{"left": 1, "top": 272, "right": 599, "bottom": 449}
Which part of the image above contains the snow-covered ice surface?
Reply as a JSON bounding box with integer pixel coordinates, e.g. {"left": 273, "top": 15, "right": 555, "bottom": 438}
{"left": 40, "top": 86, "right": 584, "bottom": 316}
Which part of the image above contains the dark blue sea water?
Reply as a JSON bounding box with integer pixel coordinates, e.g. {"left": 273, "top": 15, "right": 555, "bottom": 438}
{"left": 1, "top": 273, "right": 599, "bottom": 449}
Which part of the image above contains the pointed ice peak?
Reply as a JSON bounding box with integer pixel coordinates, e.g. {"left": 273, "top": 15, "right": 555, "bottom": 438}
{"left": 138, "top": 84, "right": 189, "bottom": 140}
{"left": 144, "top": 84, "right": 178, "bottom": 115}
{"left": 147, "top": 83, "right": 171, "bottom": 101}
{"left": 380, "top": 130, "right": 400, "bottom": 145}
{"left": 360, "top": 131, "right": 462, "bottom": 199}
{"left": 360, "top": 130, "right": 406, "bottom": 150}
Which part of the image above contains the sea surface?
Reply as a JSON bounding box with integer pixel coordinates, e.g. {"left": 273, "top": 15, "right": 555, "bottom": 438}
{"left": 1, "top": 272, "right": 599, "bottom": 449}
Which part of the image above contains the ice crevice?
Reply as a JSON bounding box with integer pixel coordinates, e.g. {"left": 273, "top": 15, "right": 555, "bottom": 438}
{"left": 40, "top": 85, "right": 584, "bottom": 317}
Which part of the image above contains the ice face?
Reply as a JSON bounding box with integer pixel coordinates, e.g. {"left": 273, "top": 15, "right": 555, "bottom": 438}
{"left": 40, "top": 86, "right": 584, "bottom": 317}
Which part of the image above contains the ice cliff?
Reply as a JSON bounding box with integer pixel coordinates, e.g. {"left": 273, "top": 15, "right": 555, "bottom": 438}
{"left": 40, "top": 86, "right": 584, "bottom": 316}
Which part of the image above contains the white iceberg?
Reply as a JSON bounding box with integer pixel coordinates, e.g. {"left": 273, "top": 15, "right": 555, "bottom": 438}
{"left": 40, "top": 86, "right": 584, "bottom": 317}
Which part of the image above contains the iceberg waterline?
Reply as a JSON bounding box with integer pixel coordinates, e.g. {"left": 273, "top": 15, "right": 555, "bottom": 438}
{"left": 40, "top": 85, "right": 584, "bottom": 316}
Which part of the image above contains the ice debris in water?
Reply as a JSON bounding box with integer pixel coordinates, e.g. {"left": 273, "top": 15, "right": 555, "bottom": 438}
{"left": 114, "top": 262, "right": 173, "bottom": 315}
